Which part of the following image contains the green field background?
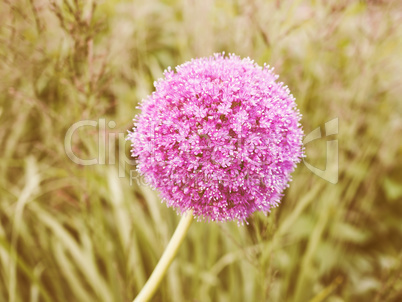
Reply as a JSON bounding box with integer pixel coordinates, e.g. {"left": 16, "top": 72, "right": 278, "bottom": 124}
{"left": 1, "top": 0, "right": 401, "bottom": 301}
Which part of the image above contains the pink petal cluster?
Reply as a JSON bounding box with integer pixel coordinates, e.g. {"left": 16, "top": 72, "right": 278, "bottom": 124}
{"left": 128, "top": 53, "right": 304, "bottom": 223}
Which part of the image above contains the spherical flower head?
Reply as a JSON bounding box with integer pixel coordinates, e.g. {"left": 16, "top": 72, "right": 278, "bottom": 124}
{"left": 128, "top": 53, "right": 304, "bottom": 224}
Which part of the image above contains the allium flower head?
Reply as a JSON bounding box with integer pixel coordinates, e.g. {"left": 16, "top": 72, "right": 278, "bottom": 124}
{"left": 128, "top": 53, "right": 304, "bottom": 223}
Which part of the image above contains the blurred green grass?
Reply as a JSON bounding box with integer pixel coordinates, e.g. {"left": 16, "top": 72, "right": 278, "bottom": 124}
{"left": 1, "top": 0, "right": 402, "bottom": 301}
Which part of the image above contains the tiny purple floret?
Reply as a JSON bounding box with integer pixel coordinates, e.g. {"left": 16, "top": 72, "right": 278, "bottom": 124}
{"left": 128, "top": 53, "right": 304, "bottom": 223}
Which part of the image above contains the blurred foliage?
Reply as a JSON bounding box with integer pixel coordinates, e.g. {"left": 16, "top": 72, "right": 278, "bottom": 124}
{"left": 0, "top": 0, "right": 402, "bottom": 301}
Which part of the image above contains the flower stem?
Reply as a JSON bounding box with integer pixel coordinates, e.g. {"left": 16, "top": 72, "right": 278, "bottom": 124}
{"left": 133, "top": 210, "right": 193, "bottom": 302}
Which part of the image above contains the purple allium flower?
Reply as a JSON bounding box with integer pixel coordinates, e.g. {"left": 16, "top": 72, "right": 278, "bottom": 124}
{"left": 128, "top": 53, "right": 304, "bottom": 223}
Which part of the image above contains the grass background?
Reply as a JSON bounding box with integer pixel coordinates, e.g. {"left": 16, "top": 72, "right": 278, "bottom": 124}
{"left": 1, "top": 0, "right": 402, "bottom": 301}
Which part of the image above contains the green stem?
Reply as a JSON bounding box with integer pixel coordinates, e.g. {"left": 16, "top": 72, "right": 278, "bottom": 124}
{"left": 133, "top": 210, "right": 193, "bottom": 302}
